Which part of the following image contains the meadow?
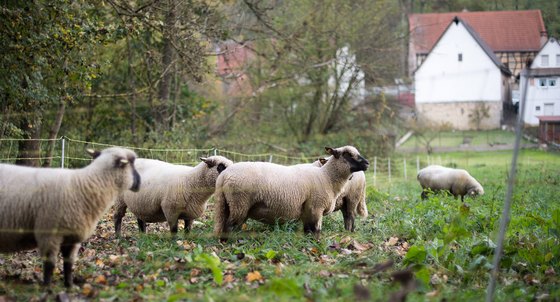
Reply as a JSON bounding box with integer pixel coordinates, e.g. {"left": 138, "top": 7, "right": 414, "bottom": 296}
{"left": 0, "top": 149, "right": 559, "bottom": 301}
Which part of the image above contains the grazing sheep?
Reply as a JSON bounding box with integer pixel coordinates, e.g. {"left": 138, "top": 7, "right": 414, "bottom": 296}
{"left": 416, "top": 165, "right": 484, "bottom": 201}
{"left": 314, "top": 157, "right": 367, "bottom": 232}
{"left": 113, "top": 156, "right": 233, "bottom": 236}
{"left": 213, "top": 146, "right": 370, "bottom": 241}
{"left": 0, "top": 147, "right": 140, "bottom": 287}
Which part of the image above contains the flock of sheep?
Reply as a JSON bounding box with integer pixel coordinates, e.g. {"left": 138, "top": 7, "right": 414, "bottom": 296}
{"left": 0, "top": 145, "right": 484, "bottom": 288}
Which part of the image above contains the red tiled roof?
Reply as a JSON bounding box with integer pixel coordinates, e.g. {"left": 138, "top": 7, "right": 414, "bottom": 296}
{"left": 536, "top": 116, "right": 560, "bottom": 122}
{"left": 409, "top": 10, "right": 546, "bottom": 54}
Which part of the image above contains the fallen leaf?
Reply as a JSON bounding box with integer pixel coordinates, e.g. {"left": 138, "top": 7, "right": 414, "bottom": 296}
{"left": 388, "top": 237, "right": 398, "bottom": 246}
{"left": 350, "top": 241, "right": 367, "bottom": 251}
{"left": 425, "top": 290, "right": 438, "bottom": 297}
{"left": 340, "top": 236, "right": 352, "bottom": 244}
{"left": 430, "top": 274, "right": 441, "bottom": 284}
{"left": 247, "top": 271, "right": 262, "bottom": 281}
{"left": 190, "top": 269, "right": 200, "bottom": 279}
{"left": 95, "top": 259, "right": 104, "bottom": 266}
{"left": 223, "top": 274, "right": 234, "bottom": 284}
{"left": 94, "top": 275, "right": 107, "bottom": 285}
{"left": 545, "top": 267, "right": 556, "bottom": 277}
{"left": 319, "top": 270, "right": 333, "bottom": 277}
{"left": 135, "top": 284, "right": 143, "bottom": 291}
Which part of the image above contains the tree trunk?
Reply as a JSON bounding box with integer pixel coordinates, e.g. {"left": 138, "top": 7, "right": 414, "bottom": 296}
{"left": 42, "top": 102, "right": 65, "bottom": 167}
{"left": 155, "top": 2, "right": 176, "bottom": 131}
{"left": 126, "top": 33, "right": 139, "bottom": 146}
{"left": 16, "top": 114, "right": 42, "bottom": 167}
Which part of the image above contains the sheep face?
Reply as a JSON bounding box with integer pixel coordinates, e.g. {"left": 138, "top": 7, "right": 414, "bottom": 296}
{"left": 467, "top": 185, "right": 484, "bottom": 199}
{"left": 86, "top": 147, "right": 141, "bottom": 192}
{"left": 325, "top": 146, "right": 370, "bottom": 172}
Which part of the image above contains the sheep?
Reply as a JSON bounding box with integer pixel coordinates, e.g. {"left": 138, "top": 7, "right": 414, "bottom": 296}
{"left": 213, "top": 146, "right": 370, "bottom": 241}
{"left": 113, "top": 156, "right": 233, "bottom": 237}
{"left": 314, "top": 157, "right": 368, "bottom": 232}
{"left": 0, "top": 147, "right": 141, "bottom": 287}
{"left": 416, "top": 165, "right": 484, "bottom": 201}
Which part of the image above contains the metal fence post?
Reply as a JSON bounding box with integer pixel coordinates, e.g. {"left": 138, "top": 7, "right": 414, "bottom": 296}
{"left": 427, "top": 156, "right": 430, "bottom": 166}
{"left": 269, "top": 154, "right": 273, "bottom": 163}
{"left": 61, "top": 135, "right": 65, "bottom": 169}
{"left": 403, "top": 158, "right": 407, "bottom": 180}
{"left": 388, "top": 158, "right": 391, "bottom": 183}
{"left": 214, "top": 148, "right": 217, "bottom": 156}
{"left": 373, "top": 156, "right": 377, "bottom": 187}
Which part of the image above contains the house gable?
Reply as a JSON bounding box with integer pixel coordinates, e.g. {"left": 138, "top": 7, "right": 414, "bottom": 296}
{"left": 415, "top": 17, "right": 509, "bottom": 104}
{"left": 532, "top": 37, "right": 560, "bottom": 68}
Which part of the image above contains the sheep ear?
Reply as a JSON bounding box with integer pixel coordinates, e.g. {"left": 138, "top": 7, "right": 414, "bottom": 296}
{"left": 85, "top": 148, "right": 102, "bottom": 159}
{"left": 325, "top": 147, "right": 340, "bottom": 159}
{"left": 200, "top": 157, "right": 215, "bottom": 167}
{"left": 319, "top": 158, "right": 328, "bottom": 165}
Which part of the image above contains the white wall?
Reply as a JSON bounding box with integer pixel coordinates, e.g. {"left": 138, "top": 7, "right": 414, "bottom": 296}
{"left": 531, "top": 38, "right": 560, "bottom": 68}
{"left": 520, "top": 76, "right": 560, "bottom": 125}
{"left": 519, "top": 38, "right": 560, "bottom": 125}
{"left": 415, "top": 21, "right": 502, "bottom": 103}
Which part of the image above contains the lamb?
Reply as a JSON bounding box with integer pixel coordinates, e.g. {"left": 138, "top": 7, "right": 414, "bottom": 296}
{"left": 314, "top": 157, "right": 368, "bottom": 232}
{"left": 213, "top": 146, "right": 370, "bottom": 241}
{"left": 113, "top": 156, "right": 233, "bottom": 236}
{"left": 0, "top": 147, "right": 141, "bottom": 287}
{"left": 416, "top": 165, "right": 484, "bottom": 201}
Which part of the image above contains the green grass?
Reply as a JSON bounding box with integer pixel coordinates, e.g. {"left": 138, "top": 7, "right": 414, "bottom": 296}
{"left": 1, "top": 150, "right": 559, "bottom": 301}
{"left": 399, "top": 130, "right": 533, "bottom": 148}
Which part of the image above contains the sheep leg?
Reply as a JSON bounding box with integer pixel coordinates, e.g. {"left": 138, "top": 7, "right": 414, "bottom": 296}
{"left": 113, "top": 198, "right": 128, "bottom": 237}
{"left": 42, "top": 248, "right": 59, "bottom": 287}
{"left": 341, "top": 199, "right": 357, "bottom": 232}
{"left": 137, "top": 219, "right": 147, "bottom": 233}
{"left": 184, "top": 219, "right": 194, "bottom": 233}
{"left": 60, "top": 244, "right": 78, "bottom": 288}
{"left": 302, "top": 212, "right": 323, "bottom": 241}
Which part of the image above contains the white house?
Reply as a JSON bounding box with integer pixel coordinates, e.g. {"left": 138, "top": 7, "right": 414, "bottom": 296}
{"left": 414, "top": 16, "right": 512, "bottom": 130}
{"left": 518, "top": 37, "right": 560, "bottom": 126}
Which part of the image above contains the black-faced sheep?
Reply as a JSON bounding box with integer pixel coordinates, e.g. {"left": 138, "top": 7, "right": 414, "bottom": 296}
{"left": 213, "top": 146, "right": 370, "bottom": 241}
{"left": 0, "top": 147, "right": 141, "bottom": 287}
{"left": 113, "top": 156, "right": 233, "bottom": 236}
{"left": 416, "top": 165, "right": 484, "bottom": 201}
{"left": 315, "top": 157, "right": 367, "bottom": 232}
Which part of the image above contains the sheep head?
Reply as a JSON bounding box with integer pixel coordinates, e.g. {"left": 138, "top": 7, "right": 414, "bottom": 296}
{"left": 325, "top": 146, "right": 370, "bottom": 172}
{"left": 85, "top": 147, "right": 141, "bottom": 192}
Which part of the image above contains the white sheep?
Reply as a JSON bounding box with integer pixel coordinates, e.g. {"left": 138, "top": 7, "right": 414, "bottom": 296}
{"left": 314, "top": 157, "right": 367, "bottom": 232}
{"left": 113, "top": 156, "right": 233, "bottom": 236}
{"left": 0, "top": 147, "right": 140, "bottom": 287}
{"left": 416, "top": 165, "right": 484, "bottom": 201}
{"left": 213, "top": 146, "right": 370, "bottom": 241}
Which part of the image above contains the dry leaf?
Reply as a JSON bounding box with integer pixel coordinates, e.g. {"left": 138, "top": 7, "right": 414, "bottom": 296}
{"left": 545, "top": 267, "right": 556, "bottom": 277}
{"left": 135, "top": 284, "right": 143, "bottom": 291}
{"left": 95, "top": 259, "right": 104, "bottom": 266}
{"left": 340, "top": 236, "right": 352, "bottom": 244}
{"left": 350, "top": 241, "right": 367, "bottom": 251}
{"left": 190, "top": 269, "right": 200, "bottom": 279}
{"left": 83, "top": 284, "right": 93, "bottom": 296}
{"left": 223, "top": 274, "right": 234, "bottom": 284}
{"left": 425, "top": 290, "right": 438, "bottom": 297}
{"left": 94, "top": 275, "right": 107, "bottom": 285}
{"left": 247, "top": 271, "right": 262, "bottom": 281}
{"left": 388, "top": 237, "right": 398, "bottom": 246}
{"left": 319, "top": 270, "right": 333, "bottom": 277}
{"left": 430, "top": 274, "right": 441, "bottom": 284}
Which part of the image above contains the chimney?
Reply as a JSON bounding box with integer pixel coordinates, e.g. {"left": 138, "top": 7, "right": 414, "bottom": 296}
{"left": 541, "top": 31, "right": 548, "bottom": 47}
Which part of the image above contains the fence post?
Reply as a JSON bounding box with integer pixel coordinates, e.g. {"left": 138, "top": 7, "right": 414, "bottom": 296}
{"left": 373, "top": 156, "right": 377, "bottom": 187}
{"left": 438, "top": 156, "right": 441, "bottom": 166}
{"left": 388, "top": 158, "right": 391, "bottom": 183}
{"left": 427, "top": 156, "right": 430, "bottom": 166}
{"left": 269, "top": 154, "right": 273, "bottom": 163}
{"left": 416, "top": 156, "right": 419, "bottom": 175}
{"left": 214, "top": 148, "right": 217, "bottom": 156}
{"left": 403, "top": 158, "right": 407, "bottom": 180}
{"left": 61, "top": 135, "right": 65, "bottom": 169}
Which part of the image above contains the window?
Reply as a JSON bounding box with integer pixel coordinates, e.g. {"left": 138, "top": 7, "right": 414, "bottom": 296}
{"left": 540, "top": 78, "right": 547, "bottom": 86}
{"left": 551, "top": 79, "right": 557, "bottom": 87}
{"left": 542, "top": 55, "right": 549, "bottom": 66}
{"left": 557, "top": 54, "right": 560, "bottom": 66}
{"left": 458, "top": 53, "right": 462, "bottom": 61}
{"left": 536, "top": 106, "right": 541, "bottom": 111}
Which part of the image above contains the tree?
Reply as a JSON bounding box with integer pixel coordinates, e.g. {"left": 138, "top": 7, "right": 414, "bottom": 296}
{"left": 468, "top": 102, "right": 491, "bottom": 131}
{"left": 212, "top": 0, "right": 402, "bottom": 144}
{"left": 409, "top": 115, "right": 452, "bottom": 154}
{"left": 0, "top": 0, "right": 108, "bottom": 166}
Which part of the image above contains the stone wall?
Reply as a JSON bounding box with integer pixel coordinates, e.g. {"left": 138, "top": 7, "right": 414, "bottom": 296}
{"left": 415, "top": 101, "right": 502, "bottom": 130}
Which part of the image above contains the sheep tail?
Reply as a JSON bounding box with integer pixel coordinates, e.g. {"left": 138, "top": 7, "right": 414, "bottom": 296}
{"left": 212, "top": 184, "right": 229, "bottom": 238}
{"left": 357, "top": 198, "right": 367, "bottom": 219}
